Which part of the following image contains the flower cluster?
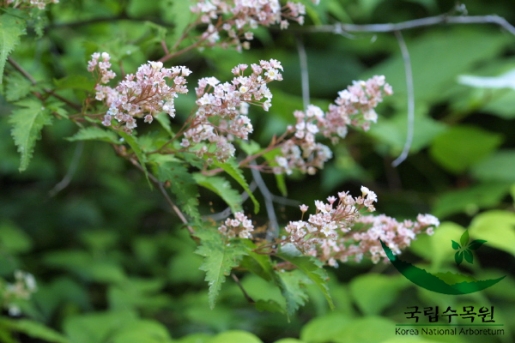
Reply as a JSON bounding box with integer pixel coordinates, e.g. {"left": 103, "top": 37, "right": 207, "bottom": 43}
{"left": 324, "top": 75, "right": 393, "bottom": 136}
{"left": 190, "top": 0, "right": 316, "bottom": 51}
{"left": 1, "top": 270, "right": 37, "bottom": 316}
{"left": 281, "top": 186, "right": 438, "bottom": 266}
{"left": 218, "top": 212, "right": 254, "bottom": 239}
{"left": 181, "top": 59, "right": 283, "bottom": 162}
{"left": 88, "top": 52, "right": 191, "bottom": 133}
{"left": 2, "top": 0, "right": 58, "bottom": 9}
{"left": 273, "top": 76, "right": 393, "bottom": 175}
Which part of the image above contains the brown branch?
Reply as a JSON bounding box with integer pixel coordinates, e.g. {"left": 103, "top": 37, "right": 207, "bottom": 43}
{"left": 231, "top": 273, "right": 255, "bottom": 304}
{"left": 121, "top": 150, "right": 196, "bottom": 237}
{"left": 7, "top": 57, "right": 82, "bottom": 111}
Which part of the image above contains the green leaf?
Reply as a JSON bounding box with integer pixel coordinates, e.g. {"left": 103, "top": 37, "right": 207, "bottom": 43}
{"left": 210, "top": 331, "right": 262, "bottom": 343}
{"left": 471, "top": 151, "right": 515, "bottom": 183}
{"left": 331, "top": 317, "right": 396, "bottom": 343}
{"left": 467, "top": 239, "right": 487, "bottom": 251}
{"left": 455, "top": 251, "right": 463, "bottom": 266}
{"left": 239, "top": 140, "right": 261, "bottom": 156}
{"left": 300, "top": 313, "right": 352, "bottom": 343}
{"left": 451, "top": 240, "right": 460, "bottom": 250}
{"left": 276, "top": 269, "right": 310, "bottom": 317}
{"left": 460, "top": 229, "right": 469, "bottom": 247}
{"left": 67, "top": 126, "right": 120, "bottom": 144}
{"left": 111, "top": 320, "right": 173, "bottom": 343}
{"left": 463, "top": 249, "right": 474, "bottom": 264}
{"left": 349, "top": 273, "right": 409, "bottom": 316}
{"left": 213, "top": 158, "right": 260, "bottom": 213}
{"left": 276, "top": 254, "right": 334, "bottom": 311}
{"left": 193, "top": 173, "right": 242, "bottom": 214}
{"left": 0, "top": 221, "right": 32, "bottom": 254}
{"left": 4, "top": 73, "right": 31, "bottom": 101}
{"left": 161, "top": 0, "right": 194, "bottom": 44}
{"left": 53, "top": 75, "right": 95, "bottom": 91}
{"left": 0, "top": 318, "right": 69, "bottom": 343}
{"left": 468, "top": 210, "right": 515, "bottom": 256}
{"left": 155, "top": 161, "right": 200, "bottom": 222}
{"left": 119, "top": 131, "right": 149, "bottom": 182}
{"left": 240, "top": 240, "right": 275, "bottom": 281}
{"left": 0, "top": 14, "right": 26, "bottom": 84}
{"left": 154, "top": 112, "right": 173, "bottom": 136}
{"left": 63, "top": 310, "right": 138, "bottom": 343}
{"left": 369, "top": 105, "right": 446, "bottom": 155}
{"left": 43, "top": 250, "right": 126, "bottom": 284}
{"left": 432, "top": 182, "right": 511, "bottom": 218}
{"left": 9, "top": 98, "right": 52, "bottom": 171}
{"left": 254, "top": 299, "right": 285, "bottom": 314}
{"left": 364, "top": 27, "right": 511, "bottom": 104}
{"left": 195, "top": 229, "right": 247, "bottom": 308}
{"left": 429, "top": 125, "right": 503, "bottom": 174}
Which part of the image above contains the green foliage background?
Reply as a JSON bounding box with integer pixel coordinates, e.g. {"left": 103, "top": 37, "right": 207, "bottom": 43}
{"left": 1, "top": 0, "right": 515, "bottom": 342}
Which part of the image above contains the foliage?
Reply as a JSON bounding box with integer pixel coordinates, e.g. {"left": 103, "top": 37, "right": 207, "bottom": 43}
{"left": 1, "top": 0, "right": 515, "bottom": 342}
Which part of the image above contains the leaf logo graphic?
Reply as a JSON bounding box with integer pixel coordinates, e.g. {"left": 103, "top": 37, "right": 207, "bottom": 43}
{"left": 451, "top": 229, "right": 486, "bottom": 266}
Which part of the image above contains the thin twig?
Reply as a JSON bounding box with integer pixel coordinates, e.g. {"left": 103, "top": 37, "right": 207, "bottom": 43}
{"left": 250, "top": 161, "right": 279, "bottom": 241}
{"left": 391, "top": 30, "right": 414, "bottom": 167}
{"left": 203, "top": 182, "right": 258, "bottom": 221}
{"left": 231, "top": 273, "right": 254, "bottom": 304}
{"left": 7, "top": 57, "right": 36, "bottom": 84}
{"left": 49, "top": 141, "right": 84, "bottom": 197}
{"left": 126, "top": 154, "right": 195, "bottom": 236}
{"left": 7, "top": 57, "right": 82, "bottom": 111}
{"left": 300, "top": 14, "right": 515, "bottom": 37}
{"left": 295, "top": 35, "right": 310, "bottom": 110}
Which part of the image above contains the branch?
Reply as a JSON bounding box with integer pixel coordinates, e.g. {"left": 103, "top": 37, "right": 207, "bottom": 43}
{"left": 7, "top": 57, "right": 82, "bottom": 111}
{"left": 250, "top": 161, "right": 279, "bottom": 241}
{"left": 124, "top": 153, "right": 195, "bottom": 237}
{"left": 295, "top": 35, "right": 310, "bottom": 110}
{"left": 49, "top": 141, "right": 84, "bottom": 197}
{"left": 301, "top": 14, "right": 515, "bottom": 37}
{"left": 231, "top": 273, "right": 255, "bottom": 304}
{"left": 391, "top": 30, "right": 414, "bottom": 167}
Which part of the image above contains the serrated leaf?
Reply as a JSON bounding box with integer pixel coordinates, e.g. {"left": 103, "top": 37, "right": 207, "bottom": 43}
{"left": 195, "top": 229, "right": 247, "bottom": 308}
{"left": 463, "top": 249, "right": 474, "bottom": 264}
{"left": 53, "top": 75, "right": 95, "bottom": 91}
{"left": 9, "top": 98, "right": 52, "bottom": 171}
{"left": 193, "top": 173, "right": 242, "bottom": 214}
{"left": 118, "top": 131, "right": 149, "bottom": 183}
{"left": 155, "top": 161, "right": 200, "bottom": 222}
{"left": 467, "top": 239, "right": 487, "bottom": 251}
{"left": 240, "top": 240, "right": 275, "bottom": 281}
{"left": 213, "top": 158, "right": 260, "bottom": 213}
{"left": 276, "top": 254, "right": 333, "bottom": 311}
{"left": 239, "top": 140, "right": 261, "bottom": 156}
{"left": 162, "top": 0, "right": 194, "bottom": 45}
{"left": 451, "top": 240, "right": 461, "bottom": 250}
{"left": 155, "top": 112, "right": 173, "bottom": 136}
{"left": 67, "top": 127, "right": 120, "bottom": 144}
{"left": 4, "top": 73, "right": 31, "bottom": 101}
{"left": 0, "top": 318, "right": 69, "bottom": 343}
{"left": 460, "top": 229, "right": 469, "bottom": 247}
{"left": 455, "top": 251, "right": 463, "bottom": 266}
{"left": 0, "top": 14, "right": 26, "bottom": 84}
{"left": 276, "top": 270, "right": 310, "bottom": 317}
{"left": 254, "top": 299, "right": 285, "bottom": 314}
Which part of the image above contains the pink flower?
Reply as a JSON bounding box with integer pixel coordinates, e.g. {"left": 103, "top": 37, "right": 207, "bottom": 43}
{"left": 87, "top": 53, "right": 191, "bottom": 133}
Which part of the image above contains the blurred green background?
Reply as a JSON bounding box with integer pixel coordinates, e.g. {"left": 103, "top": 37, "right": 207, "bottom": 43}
{"left": 1, "top": 0, "right": 515, "bottom": 342}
